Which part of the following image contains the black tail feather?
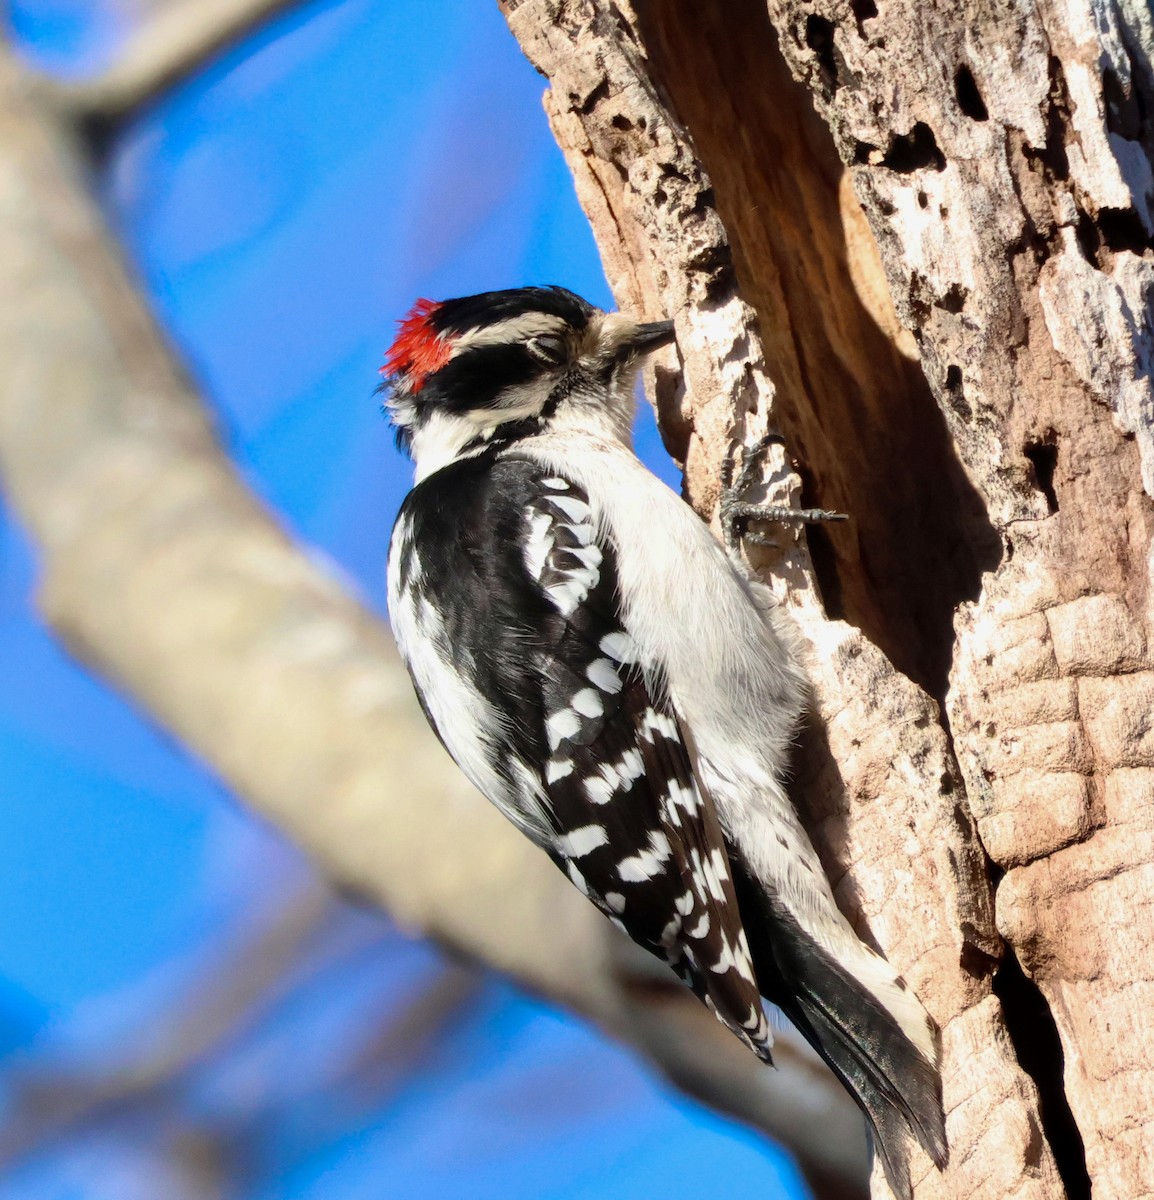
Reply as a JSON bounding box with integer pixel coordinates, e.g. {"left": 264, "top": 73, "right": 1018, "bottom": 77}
{"left": 731, "top": 858, "right": 947, "bottom": 1200}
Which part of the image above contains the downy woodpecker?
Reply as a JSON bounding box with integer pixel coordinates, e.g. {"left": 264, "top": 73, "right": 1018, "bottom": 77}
{"left": 382, "top": 286, "right": 946, "bottom": 1196}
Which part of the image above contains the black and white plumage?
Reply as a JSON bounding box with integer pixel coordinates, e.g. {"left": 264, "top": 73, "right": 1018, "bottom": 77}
{"left": 383, "top": 286, "right": 947, "bottom": 1196}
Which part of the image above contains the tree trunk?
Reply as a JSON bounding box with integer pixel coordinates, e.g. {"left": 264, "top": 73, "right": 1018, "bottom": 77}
{"left": 501, "top": 1, "right": 1154, "bottom": 1197}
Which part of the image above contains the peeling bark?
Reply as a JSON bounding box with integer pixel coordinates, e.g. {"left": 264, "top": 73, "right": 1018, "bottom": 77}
{"left": 502, "top": 0, "right": 1154, "bottom": 1196}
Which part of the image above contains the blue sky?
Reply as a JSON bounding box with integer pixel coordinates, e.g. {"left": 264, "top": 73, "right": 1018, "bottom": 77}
{"left": 0, "top": 2, "right": 808, "bottom": 1196}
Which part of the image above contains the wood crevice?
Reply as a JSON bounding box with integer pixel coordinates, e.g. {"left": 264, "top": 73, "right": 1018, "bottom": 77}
{"left": 634, "top": 0, "right": 1000, "bottom": 704}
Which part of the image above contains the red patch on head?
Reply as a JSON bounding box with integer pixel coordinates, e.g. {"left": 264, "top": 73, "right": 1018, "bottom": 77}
{"left": 382, "top": 298, "right": 453, "bottom": 393}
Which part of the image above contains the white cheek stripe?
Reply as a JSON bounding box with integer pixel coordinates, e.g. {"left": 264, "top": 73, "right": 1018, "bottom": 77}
{"left": 450, "top": 313, "right": 568, "bottom": 352}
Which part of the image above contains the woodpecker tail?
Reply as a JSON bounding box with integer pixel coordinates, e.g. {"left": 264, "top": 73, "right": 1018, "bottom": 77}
{"left": 730, "top": 859, "right": 948, "bottom": 1200}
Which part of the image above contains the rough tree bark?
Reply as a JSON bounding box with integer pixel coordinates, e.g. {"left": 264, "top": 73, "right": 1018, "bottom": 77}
{"left": 500, "top": 1, "right": 1154, "bottom": 1198}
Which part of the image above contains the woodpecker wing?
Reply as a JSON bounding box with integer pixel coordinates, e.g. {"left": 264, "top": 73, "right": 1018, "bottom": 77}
{"left": 527, "top": 475, "right": 774, "bottom": 1056}
{"left": 388, "top": 452, "right": 771, "bottom": 1057}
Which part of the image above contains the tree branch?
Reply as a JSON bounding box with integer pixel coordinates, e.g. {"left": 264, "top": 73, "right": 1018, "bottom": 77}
{"left": 31, "top": 0, "right": 308, "bottom": 122}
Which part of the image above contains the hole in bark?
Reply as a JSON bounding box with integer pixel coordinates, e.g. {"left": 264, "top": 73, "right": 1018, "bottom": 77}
{"left": 1024, "top": 434, "right": 1059, "bottom": 513}
{"left": 804, "top": 14, "right": 839, "bottom": 93}
{"left": 938, "top": 283, "right": 966, "bottom": 313}
{"left": 571, "top": 77, "right": 610, "bottom": 114}
{"left": 1098, "top": 205, "right": 1154, "bottom": 255}
{"left": 943, "top": 364, "right": 971, "bottom": 420}
{"left": 849, "top": 0, "right": 877, "bottom": 27}
{"left": 852, "top": 139, "right": 879, "bottom": 165}
{"left": 954, "top": 65, "right": 989, "bottom": 121}
{"left": 993, "top": 948, "right": 1092, "bottom": 1200}
{"left": 1074, "top": 209, "right": 1101, "bottom": 263}
{"left": 881, "top": 122, "right": 946, "bottom": 173}
{"left": 959, "top": 938, "right": 997, "bottom": 979}
{"left": 1102, "top": 66, "right": 1141, "bottom": 140}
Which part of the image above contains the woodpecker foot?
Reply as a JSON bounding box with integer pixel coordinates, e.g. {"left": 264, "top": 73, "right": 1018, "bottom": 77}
{"left": 720, "top": 435, "right": 848, "bottom": 553}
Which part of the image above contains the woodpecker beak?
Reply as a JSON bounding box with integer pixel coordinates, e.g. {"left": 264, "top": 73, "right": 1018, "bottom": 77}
{"left": 625, "top": 319, "right": 676, "bottom": 356}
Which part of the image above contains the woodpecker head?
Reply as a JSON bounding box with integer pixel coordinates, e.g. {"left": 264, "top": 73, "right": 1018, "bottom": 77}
{"left": 381, "top": 286, "right": 675, "bottom": 478}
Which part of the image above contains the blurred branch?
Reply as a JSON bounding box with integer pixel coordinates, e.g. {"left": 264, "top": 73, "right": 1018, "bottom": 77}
{"left": 0, "top": 37, "right": 866, "bottom": 1199}
{"left": 0, "top": 883, "right": 479, "bottom": 1188}
{"left": 31, "top": 0, "right": 309, "bottom": 123}
{"left": 0, "top": 884, "right": 341, "bottom": 1161}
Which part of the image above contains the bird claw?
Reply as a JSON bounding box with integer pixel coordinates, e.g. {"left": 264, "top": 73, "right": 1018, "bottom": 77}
{"left": 720, "top": 435, "right": 848, "bottom": 553}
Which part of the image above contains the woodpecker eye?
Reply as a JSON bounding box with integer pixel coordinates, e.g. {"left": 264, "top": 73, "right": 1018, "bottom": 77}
{"left": 527, "top": 334, "right": 568, "bottom": 365}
